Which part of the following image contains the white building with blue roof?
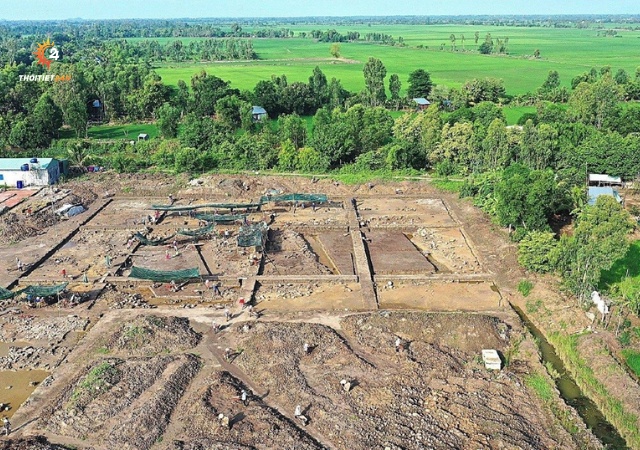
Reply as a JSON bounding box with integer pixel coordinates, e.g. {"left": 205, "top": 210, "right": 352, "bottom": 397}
{"left": 0, "top": 158, "right": 61, "bottom": 188}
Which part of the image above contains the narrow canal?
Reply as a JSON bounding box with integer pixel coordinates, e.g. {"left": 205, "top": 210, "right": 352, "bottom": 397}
{"left": 513, "top": 305, "right": 628, "bottom": 449}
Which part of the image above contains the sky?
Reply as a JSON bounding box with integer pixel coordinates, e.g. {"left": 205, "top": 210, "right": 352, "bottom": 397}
{"left": 0, "top": 0, "right": 638, "bottom": 20}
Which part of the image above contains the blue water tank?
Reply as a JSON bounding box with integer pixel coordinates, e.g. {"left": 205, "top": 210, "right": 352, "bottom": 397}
{"left": 20, "top": 164, "right": 29, "bottom": 171}
{"left": 30, "top": 158, "right": 38, "bottom": 164}
{"left": 16, "top": 180, "right": 23, "bottom": 189}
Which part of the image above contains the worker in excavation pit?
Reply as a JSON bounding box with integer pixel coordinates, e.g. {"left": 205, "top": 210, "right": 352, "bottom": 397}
{"left": 241, "top": 390, "right": 248, "bottom": 406}
{"left": 224, "top": 308, "right": 231, "bottom": 322}
{"left": 2, "top": 417, "right": 10, "bottom": 436}
{"left": 395, "top": 337, "right": 403, "bottom": 353}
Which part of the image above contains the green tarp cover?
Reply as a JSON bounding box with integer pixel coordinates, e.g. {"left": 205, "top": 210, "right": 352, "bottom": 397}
{"left": 134, "top": 232, "right": 175, "bottom": 246}
{"left": 237, "top": 222, "right": 268, "bottom": 248}
{"left": 21, "top": 282, "right": 68, "bottom": 297}
{"left": 151, "top": 202, "right": 262, "bottom": 211}
{"left": 129, "top": 266, "right": 200, "bottom": 282}
{"left": 177, "top": 224, "right": 214, "bottom": 237}
{"left": 195, "top": 213, "right": 247, "bottom": 224}
{"left": 260, "top": 193, "right": 327, "bottom": 204}
{"left": 0, "top": 287, "right": 15, "bottom": 300}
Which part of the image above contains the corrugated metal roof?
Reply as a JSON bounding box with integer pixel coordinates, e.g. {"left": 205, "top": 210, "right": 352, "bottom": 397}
{"left": 588, "top": 174, "right": 622, "bottom": 183}
{"left": 412, "top": 98, "right": 431, "bottom": 105}
{"left": 252, "top": 106, "right": 267, "bottom": 115}
{"left": 588, "top": 187, "right": 622, "bottom": 205}
{"left": 0, "top": 158, "right": 54, "bottom": 170}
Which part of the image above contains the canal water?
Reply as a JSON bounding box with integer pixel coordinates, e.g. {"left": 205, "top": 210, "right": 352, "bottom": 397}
{"left": 513, "top": 306, "right": 628, "bottom": 449}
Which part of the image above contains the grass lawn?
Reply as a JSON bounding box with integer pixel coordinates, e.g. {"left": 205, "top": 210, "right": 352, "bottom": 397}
{"left": 86, "top": 123, "right": 159, "bottom": 140}
{"left": 622, "top": 349, "right": 640, "bottom": 378}
{"left": 153, "top": 25, "right": 640, "bottom": 96}
{"left": 503, "top": 106, "right": 536, "bottom": 125}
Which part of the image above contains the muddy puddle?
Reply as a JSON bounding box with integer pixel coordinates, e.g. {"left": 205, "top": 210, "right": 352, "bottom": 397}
{"left": 303, "top": 234, "right": 339, "bottom": 274}
{"left": 0, "top": 369, "right": 50, "bottom": 418}
{"left": 0, "top": 341, "right": 31, "bottom": 357}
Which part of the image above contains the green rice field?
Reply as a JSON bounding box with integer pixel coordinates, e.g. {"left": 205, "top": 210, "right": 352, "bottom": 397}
{"left": 151, "top": 25, "right": 640, "bottom": 95}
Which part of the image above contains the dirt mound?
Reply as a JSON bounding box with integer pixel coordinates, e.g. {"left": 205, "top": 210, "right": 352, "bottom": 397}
{"left": 107, "top": 315, "right": 201, "bottom": 356}
{"left": 44, "top": 354, "right": 200, "bottom": 450}
{"left": 0, "top": 436, "right": 70, "bottom": 450}
{"left": 168, "top": 371, "right": 323, "bottom": 449}
{"left": 0, "top": 212, "right": 40, "bottom": 243}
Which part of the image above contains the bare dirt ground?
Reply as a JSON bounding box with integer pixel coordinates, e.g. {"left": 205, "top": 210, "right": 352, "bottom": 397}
{"left": 0, "top": 173, "right": 629, "bottom": 449}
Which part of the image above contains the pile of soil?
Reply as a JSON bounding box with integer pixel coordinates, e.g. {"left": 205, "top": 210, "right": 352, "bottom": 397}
{"left": 106, "top": 315, "right": 201, "bottom": 356}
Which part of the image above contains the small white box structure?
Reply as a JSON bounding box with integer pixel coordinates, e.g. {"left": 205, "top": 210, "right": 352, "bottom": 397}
{"left": 482, "top": 349, "right": 502, "bottom": 370}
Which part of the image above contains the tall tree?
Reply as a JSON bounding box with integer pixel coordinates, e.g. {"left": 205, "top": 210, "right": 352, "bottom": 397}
{"left": 330, "top": 43, "right": 341, "bottom": 58}
{"left": 569, "top": 74, "right": 622, "bottom": 129}
{"left": 388, "top": 73, "right": 402, "bottom": 110}
{"left": 407, "top": 69, "right": 433, "bottom": 99}
{"left": 309, "top": 66, "right": 328, "bottom": 108}
{"left": 362, "top": 57, "right": 387, "bottom": 107}
{"left": 558, "top": 196, "right": 633, "bottom": 306}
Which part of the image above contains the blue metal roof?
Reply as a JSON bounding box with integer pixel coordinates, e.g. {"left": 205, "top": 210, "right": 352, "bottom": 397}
{"left": 0, "top": 158, "right": 54, "bottom": 170}
{"left": 413, "top": 98, "right": 431, "bottom": 105}
{"left": 588, "top": 187, "right": 622, "bottom": 205}
{"left": 252, "top": 106, "right": 267, "bottom": 115}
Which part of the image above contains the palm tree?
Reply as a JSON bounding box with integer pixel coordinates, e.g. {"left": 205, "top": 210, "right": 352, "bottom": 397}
{"left": 67, "top": 141, "right": 89, "bottom": 171}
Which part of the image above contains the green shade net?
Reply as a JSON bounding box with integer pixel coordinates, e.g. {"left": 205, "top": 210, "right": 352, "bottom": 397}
{"left": 134, "top": 232, "right": 175, "bottom": 246}
{"left": 237, "top": 222, "right": 268, "bottom": 248}
{"left": 129, "top": 266, "right": 200, "bottom": 282}
{"left": 0, "top": 287, "right": 16, "bottom": 300}
{"left": 260, "top": 193, "right": 327, "bottom": 204}
{"left": 195, "top": 213, "right": 247, "bottom": 224}
{"left": 20, "top": 282, "right": 68, "bottom": 297}
{"left": 151, "top": 202, "right": 262, "bottom": 211}
{"left": 177, "top": 224, "right": 214, "bottom": 237}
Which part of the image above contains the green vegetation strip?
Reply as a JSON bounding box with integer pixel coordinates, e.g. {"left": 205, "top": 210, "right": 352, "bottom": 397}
{"left": 548, "top": 332, "right": 640, "bottom": 448}
{"left": 622, "top": 350, "right": 640, "bottom": 378}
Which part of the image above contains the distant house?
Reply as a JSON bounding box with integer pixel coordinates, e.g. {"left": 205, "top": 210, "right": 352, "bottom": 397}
{"left": 252, "top": 106, "right": 268, "bottom": 121}
{"left": 138, "top": 133, "right": 149, "bottom": 141}
{"left": 412, "top": 98, "right": 431, "bottom": 110}
{"left": 588, "top": 173, "right": 623, "bottom": 187}
{"left": 0, "top": 158, "right": 61, "bottom": 187}
{"left": 88, "top": 99, "right": 104, "bottom": 122}
{"left": 588, "top": 187, "right": 623, "bottom": 206}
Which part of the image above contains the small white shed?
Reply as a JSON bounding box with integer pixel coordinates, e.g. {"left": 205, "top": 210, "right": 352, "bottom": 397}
{"left": 481, "top": 349, "right": 502, "bottom": 370}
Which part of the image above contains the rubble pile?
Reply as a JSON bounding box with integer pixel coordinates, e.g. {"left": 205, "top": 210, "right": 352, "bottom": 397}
{"left": 0, "top": 345, "right": 65, "bottom": 371}
{"left": 10, "top": 315, "right": 88, "bottom": 341}
{"left": 108, "top": 292, "right": 151, "bottom": 309}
